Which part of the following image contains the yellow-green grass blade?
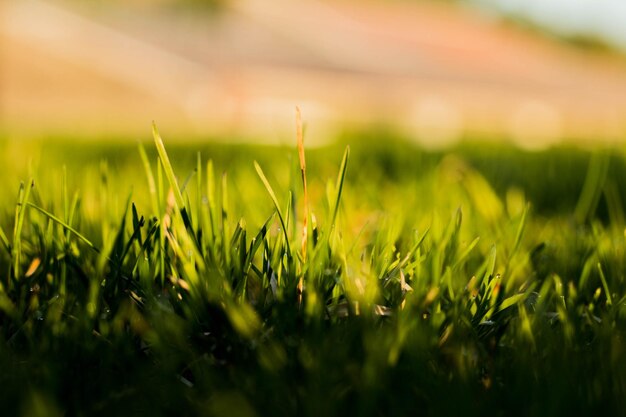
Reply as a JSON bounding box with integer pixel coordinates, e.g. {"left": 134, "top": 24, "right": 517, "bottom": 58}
{"left": 152, "top": 122, "right": 185, "bottom": 209}
{"left": 0, "top": 225, "right": 10, "bottom": 255}
{"left": 138, "top": 143, "right": 160, "bottom": 218}
{"left": 597, "top": 262, "right": 613, "bottom": 306}
{"left": 510, "top": 204, "right": 529, "bottom": 258}
{"left": 254, "top": 161, "right": 292, "bottom": 258}
{"left": 27, "top": 202, "right": 100, "bottom": 254}
{"left": 329, "top": 146, "right": 350, "bottom": 232}
{"left": 574, "top": 151, "right": 610, "bottom": 223}
{"left": 206, "top": 160, "right": 217, "bottom": 243}
{"left": 152, "top": 122, "right": 199, "bottom": 248}
{"left": 13, "top": 180, "right": 33, "bottom": 280}
{"left": 452, "top": 236, "right": 480, "bottom": 270}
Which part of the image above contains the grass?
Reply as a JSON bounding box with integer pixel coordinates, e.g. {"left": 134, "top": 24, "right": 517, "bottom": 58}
{"left": 0, "top": 128, "right": 625, "bottom": 416}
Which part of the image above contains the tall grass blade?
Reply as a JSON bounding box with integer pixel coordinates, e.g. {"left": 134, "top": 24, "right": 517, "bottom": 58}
{"left": 330, "top": 146, "right": 350, "bottom": 231}
{"left": 13, "top": 180, "right": 33, "bottom": 279}
{"left": 296, "top": 106, "right": 309, "bottom": 260}
{"left": 152, "top": 122, "right": 185, "bottom": 209}
{"left": 207, "top": 160, "right": 217, "bottom": 243}
{"left": 138, "top": 143, "right": 160, "bottom": 217}
{"left": 152, "top": 122, "right": 198, "bottom": 248}
{"left": 575, "top": 151, "right": 610, "bottom": 223}
{"left": 296, "top": 107, "right": 309, "bottom": 305}
{"left": 254, "top": 161, "right": 292, "bottom": 257}
{"left": 511, "top": 204, "right": 529, "bottom": 257}
{"left": 222, "top": 172, "right": 231, "bottom": 265}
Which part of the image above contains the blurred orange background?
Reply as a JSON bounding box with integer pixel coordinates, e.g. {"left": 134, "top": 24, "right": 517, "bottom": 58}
{"left": 3, "top": 0, "right": 626, "bottom": 148}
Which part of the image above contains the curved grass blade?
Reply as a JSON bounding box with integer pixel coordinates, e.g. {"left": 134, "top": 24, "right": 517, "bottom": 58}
{"left": 152, "top": 122, "right": 185, "bottom": 209}
{"left": 27, "top": 202, "right": 100, "bottom": 254}
{"left": 254, "top": 161, "right": 292, "bottom": 258}
{"left": 152, "top": 122, "right": 199, "bottom": 249}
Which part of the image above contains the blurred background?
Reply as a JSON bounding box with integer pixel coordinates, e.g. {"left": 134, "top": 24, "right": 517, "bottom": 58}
{"left": 3, "top": 0, "right": 626, "bottom": 148}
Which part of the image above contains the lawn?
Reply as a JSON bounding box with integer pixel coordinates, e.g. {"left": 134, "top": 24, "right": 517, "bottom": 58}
{"left": 0, "top": 125, "right": 625, "bottom": 416}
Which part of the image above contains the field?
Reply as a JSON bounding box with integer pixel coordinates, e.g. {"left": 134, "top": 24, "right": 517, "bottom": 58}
{"left": 0, "top": 126, "right": 625, "bottom": 416}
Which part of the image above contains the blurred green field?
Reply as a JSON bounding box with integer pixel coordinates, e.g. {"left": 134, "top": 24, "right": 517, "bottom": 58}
{"left": 0, "top": 130, "right": 625, "bottom": 416}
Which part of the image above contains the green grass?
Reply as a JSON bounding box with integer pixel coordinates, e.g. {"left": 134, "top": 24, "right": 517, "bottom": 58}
{"left": 0, "top": 130, "right": 625, "bottom": 416}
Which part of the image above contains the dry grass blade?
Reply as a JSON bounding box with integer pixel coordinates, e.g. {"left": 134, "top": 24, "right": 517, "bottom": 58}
{"left": 25, "top": 258, "right": 41, "bottom": 278}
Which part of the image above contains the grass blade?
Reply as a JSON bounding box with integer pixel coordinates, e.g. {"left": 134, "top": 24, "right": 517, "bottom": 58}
{"left": 138, "top": 143, "right": 160, "bottom": 218}
{"left": 330, "top": 146, "right": 350, "bottom": 231}
{"left": 597, "top": 262, "right": 613, "bottom": 306}
{"left": 254, "top": 161, "right": 292, "bottom": 258}
{"left": 207, "top": 160, "right": 217, "bottom": 243}
{"left": 27, "top": 202, "right": 100, "bottom": 253}
{"left": 453, "top": 236, "right": 480, "bottom": 270}
{"left": 296, "top": 106, "right": 309, "bottom": 261}
{"left": 13, "top": 180, "right": 33, "bottom": 279}
{"left": 152, "top": 122, "right": 198, "bottom": 248}
{"left": 0, "top": 225, "right": 10, "bottom": 255}
{"left": 574, "top": 151, "right": 610, "bottom": 223}
{"left": 511, "top": 204, "right": 529, "bottom": 257}
{"left": 152, "top": 122, "right": 185, "bottom": 209}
